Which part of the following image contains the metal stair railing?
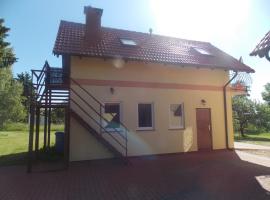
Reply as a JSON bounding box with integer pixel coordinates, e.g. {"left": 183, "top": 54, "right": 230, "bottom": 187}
{"left": 31, "top": 64, "right": 128, "bottom": 158}
{"left": 70, "top": 99, "right": 127, "bottom": 151}
{"left": 70, "top": 78, "right": 128, "bottom": 158}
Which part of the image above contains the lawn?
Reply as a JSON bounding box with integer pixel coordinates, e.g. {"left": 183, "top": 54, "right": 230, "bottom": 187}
{"left": 0, "top": 124, "right": 64, "bottom": 166}
{"left": 0, "top": 131, "right": 30, "bottom": 156}
{"left": 234, "top": 132, "right": 270, "bottom": 146}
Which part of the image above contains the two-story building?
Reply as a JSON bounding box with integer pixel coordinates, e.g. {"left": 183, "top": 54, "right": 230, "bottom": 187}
{"left": 28, "top": 6, "right": 254, "bottom": 168}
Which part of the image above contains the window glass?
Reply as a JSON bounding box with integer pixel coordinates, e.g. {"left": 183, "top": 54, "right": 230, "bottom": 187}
{"left": 194, "top": 47, "right": 212, "bottom": 55}
{"left": 103, "top": 103, "right": 120, "bottom": 129}
{"left": 138, "top": 103, "right": 153, "bottom": 128}
{"left": 120, "top": 38, "right": 137, "bottom": 46}
{"left": 169, "top": 104, "right": 184, "bottom": 129}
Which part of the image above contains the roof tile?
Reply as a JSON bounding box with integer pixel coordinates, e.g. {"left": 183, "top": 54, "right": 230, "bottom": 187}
{"left": 53, "top": 21, "right": 254, "bottom": 73}
{"left": 250, "top": 31, "right": 270, "bottom": 58}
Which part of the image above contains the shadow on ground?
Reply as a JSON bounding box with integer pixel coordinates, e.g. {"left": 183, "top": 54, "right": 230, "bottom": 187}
{"left": 0, "top": 150, "right": 270, "bottom": 199}
{"left": 0, "top": 152, "right": 27, "bottom": 166}
{"left": 0, "top": 147, "right": 63, "bottom": 169}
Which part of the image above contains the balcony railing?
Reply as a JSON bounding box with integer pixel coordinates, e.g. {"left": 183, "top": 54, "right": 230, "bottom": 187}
{"left": 231, "top": 82, "right": 250, "bottom": 93}
{"left": 31, "top": 62, "right": 68, "bottom": 105}
{"left": 46, "top": 67, "right": 65, "bottom": 85}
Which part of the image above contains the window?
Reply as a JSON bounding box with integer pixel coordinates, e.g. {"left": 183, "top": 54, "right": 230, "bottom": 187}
{"left": 120, "top": 38, "right": 137, "bottom": 46}
{"left": 103, "top": 103, "right": 121, "bottom": 130}
{"left": 169, "top": 104, "right": 184, "bottom": 129}
{"left": 138, "top": 103, "right": 153, "bottom": 130}
{"left": 193, "top": 47, "right": 212, "bottom": 55}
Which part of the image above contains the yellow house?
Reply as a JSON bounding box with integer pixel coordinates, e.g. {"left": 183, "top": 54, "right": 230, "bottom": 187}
{"left": 28, "top": 6, "right": 254, "bottom": 167}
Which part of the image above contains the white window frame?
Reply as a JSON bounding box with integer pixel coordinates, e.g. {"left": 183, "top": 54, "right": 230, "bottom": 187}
{"left": 193, "top": 47, "right": 212, "bottom": 55}
{"left": 120, "top": 38, "right": 137, "bottom": 46}
{"left": 169, "top": 103, "right": 185, "bottom": 130}
{"left": 102, "top": 101, "right": 122, "bottom": 132}
{"left": 137, "top": 102, "right": 154, "bottom": 131}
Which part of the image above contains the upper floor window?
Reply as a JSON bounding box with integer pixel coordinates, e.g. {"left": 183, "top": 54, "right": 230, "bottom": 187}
{"left": 120, "top": 38, "right": 137, "bottom": 46}
{"left": 193, "top": 47, "right": 212, "bottom": 55}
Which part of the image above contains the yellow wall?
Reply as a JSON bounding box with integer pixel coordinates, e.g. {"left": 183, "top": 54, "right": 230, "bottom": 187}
{"left": 69, "top": 57, "right": 235, "bottom": 160}
{"left": 69, "top": 116, "right": 114, "bottom": 161}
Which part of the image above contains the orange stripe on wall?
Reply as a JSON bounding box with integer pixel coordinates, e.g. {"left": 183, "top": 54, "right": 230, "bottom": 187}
{"left": 73, "top": 78, "right": 224, "bottom": 91}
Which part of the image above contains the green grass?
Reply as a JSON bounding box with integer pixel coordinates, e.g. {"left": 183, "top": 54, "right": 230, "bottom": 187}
{"left": 0, "top": 131, "right": 29, "bottom": 156}
{"left": 234, "top": 132, "right": 270, "bottom": 146}
{"left": 0, "top": 124, "right": 64, "bottom": 166}
{"left": 2, "top": 122, "right": 64, "bottom": 132}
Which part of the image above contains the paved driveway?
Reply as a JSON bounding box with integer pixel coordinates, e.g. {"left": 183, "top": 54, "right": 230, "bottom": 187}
{"left": 1, "top": 150, "right": 270, "bottom": 200}
{"left": 234, "top": 142, "right": 270, "bottom": 150}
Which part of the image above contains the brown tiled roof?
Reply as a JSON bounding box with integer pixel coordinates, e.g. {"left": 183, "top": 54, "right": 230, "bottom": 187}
{"left": 250, "top": 31, "right": 270, "bottom": 58}
{"left": 53, "top": 21, "right": 254, "bottom": 73}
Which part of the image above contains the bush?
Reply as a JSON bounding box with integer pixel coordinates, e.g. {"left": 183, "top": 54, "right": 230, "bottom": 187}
{"left": 38, "top": 147, "right": 64, "bottom": 162}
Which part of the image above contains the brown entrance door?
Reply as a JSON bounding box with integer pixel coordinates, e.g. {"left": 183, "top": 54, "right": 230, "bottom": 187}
{"left": 196, "top": 108, "right": 212, "bottom": 150}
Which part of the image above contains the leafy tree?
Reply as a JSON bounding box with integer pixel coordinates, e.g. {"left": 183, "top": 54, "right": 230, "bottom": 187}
{"left": 0, "top": 19, "right": 25, "bottom": 129}
{"left": 232, "top": 96, "right": 256, "bottom": 137}
{"left": 254, "top": 103, "right": 270, "bottom": 131}
{"left": 0, "top": 68, "right": 25, "bottom": 129}
{"left": 16, "top": 72, "right": 33, "bottom": 122}
{"left": 262, "top": 83, "right": 270, "bottom": 105}
{"left": 0, "top": 19, "right": 16, "bottom": 68}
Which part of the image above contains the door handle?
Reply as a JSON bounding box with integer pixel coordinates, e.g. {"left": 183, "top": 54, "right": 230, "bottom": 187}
{"left": 208, "top": 124, "right": 211, "bottom": 132}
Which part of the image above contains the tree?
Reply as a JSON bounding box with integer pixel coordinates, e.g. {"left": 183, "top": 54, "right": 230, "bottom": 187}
{"left": 232, "top": 96, "right": 256, "bottom": 137}
{"left": 16, "top": 72, "right": 33, "bottom": 122}
{"left": 262, "top": 83, "right": 270, "bottom": 105}
{"left": 254, "top": 103, "right": 270, "bottom": 132}
{"left": 0, "top": 68, "right": 25, "bottom": 129}
{"left": 0, "top": 19, "right": 25, "bottom": 129}
{"left": 0, "top": 19, "right": 16, "bottom": 68}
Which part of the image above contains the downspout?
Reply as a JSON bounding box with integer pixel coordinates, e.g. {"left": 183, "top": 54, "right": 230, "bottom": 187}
{"left": 223, "top": 71, "right": 238, "bottom": 149}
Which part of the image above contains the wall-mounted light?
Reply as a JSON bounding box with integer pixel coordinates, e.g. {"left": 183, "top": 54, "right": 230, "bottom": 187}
{"left": 201, "top": 99, "right": 206, "bottom": 106}
{"left": 110, "top": 87, "right": 115, "bottom": 94}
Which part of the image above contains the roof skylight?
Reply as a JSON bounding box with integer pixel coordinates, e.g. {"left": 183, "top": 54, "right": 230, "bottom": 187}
{"left": 120, "top": 38, "right": 137, "bottom": 46}
{"left": 194, "top": 47, "right": 212, "bottom": 55}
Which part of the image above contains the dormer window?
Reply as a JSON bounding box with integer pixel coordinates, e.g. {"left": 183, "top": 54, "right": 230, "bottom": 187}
{"left": 194, "top": 47, "right": 212, "bottom": 55}
{"left": 120, "top": 38, "right": 137, "bottom": 46}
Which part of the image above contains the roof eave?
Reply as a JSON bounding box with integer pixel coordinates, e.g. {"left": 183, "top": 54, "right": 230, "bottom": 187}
{"left": 53, "top": 50, "right": 255, "bottom": 73}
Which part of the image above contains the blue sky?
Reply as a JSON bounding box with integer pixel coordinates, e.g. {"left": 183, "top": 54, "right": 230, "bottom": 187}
{"left": 1, "top": 0, "right": 269, "bottom": 101}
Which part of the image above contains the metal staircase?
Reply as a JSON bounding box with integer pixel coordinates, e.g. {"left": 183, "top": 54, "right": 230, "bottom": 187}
{"left": 69, "top": 78, "right": 128, "bottom": 160}
{"left": 28, "top": 62, "right": 129, "bottom": 172}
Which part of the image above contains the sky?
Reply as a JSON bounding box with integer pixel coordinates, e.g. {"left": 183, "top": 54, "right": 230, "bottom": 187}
{"left": 1, "top": 0, "right": 270, "bottom": 101}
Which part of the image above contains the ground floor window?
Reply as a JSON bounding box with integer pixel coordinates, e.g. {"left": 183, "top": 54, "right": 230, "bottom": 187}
{"left": 138, "top": 103, "right": 154, "bottom": 130}
{"left": 169, "top": 103, "right": 184, "bottom": 129}
{"left": 103, "top": 103, "right": 121, "bottom": 130}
